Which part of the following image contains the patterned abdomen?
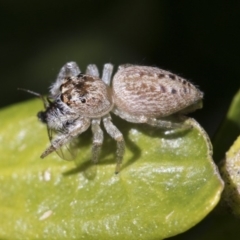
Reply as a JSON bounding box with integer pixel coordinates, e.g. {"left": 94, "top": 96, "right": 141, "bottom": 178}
{"left": 112, "top": 65, "right": 203, "bottom": 118}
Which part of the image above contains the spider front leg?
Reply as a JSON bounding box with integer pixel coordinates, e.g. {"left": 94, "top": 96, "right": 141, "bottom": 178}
{"left": 41, "top": 117, "right": 90, "bottom": 158}
{"left": 91, "top": 119, "right": 103, "bottom": 164}
{"left": 50, "top": 62, "right": 81, "bottom": 98}
{"left": 103, "top": 114, "right": 125, "bottom": 174}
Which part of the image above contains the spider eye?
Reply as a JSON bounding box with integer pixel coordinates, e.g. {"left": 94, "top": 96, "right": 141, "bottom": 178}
{"left": 81, "top": 98, "right": 86, "bottom": 103}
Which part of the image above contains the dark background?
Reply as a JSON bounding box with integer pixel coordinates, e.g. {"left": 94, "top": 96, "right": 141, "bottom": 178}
{"left": 1, "top": 0, "right": 240, "bottom": 137}
{"left": 1, "top": 1, "right": 240, "bottom": 238}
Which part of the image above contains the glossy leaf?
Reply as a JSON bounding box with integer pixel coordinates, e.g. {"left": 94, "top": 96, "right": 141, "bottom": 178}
{"left": 0, "top": 99, "right": 223, "bottom": 239}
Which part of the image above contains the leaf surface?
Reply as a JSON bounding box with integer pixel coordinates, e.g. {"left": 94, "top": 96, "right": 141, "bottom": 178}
{"left": 0, "top": 100, "right": 223, "bottom": 239}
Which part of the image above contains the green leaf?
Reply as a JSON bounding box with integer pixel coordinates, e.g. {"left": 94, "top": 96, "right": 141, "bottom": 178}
{"left": 213, "top": 89, "right": 240, "bottom": 162}
{"left": 0, "top": 99, "right": 223, "bottom": 240}
{"left": 220, "top": 135, "right": 240, "bottom": 217}
{"left": 217, "top": 90, "right": 240, "bottom": 217}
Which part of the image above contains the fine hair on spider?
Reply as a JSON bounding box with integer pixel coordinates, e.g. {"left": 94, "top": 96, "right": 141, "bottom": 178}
{"left": 19, "top": 62, "right": 203, "bottom": 174}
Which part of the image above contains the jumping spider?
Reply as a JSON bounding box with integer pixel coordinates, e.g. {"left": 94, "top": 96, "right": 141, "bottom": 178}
{"left": 22, "top": 62, "right": 203, "bottom": 173}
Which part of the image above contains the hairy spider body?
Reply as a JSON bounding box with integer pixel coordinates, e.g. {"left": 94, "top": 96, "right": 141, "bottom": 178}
{"left": 29, "top": 62, "right": 203, "bottom": 173}
{"left": 112, "top": 65, "right": 202, "bottom": 118}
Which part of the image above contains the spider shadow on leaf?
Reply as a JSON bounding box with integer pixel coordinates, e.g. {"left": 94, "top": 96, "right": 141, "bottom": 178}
{"left": 121, "top": 115, "right": 193, "bottom": 170}
{"left": 62, "top": 115, "right": 141, "bottom": 177}
{"left": 62, "top": 114, "right": 191, "bottom": 177}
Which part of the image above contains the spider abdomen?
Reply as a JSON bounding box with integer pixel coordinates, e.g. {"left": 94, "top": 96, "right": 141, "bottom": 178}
{"left": 112, "top": 65, "right": 203, "bottom": 118}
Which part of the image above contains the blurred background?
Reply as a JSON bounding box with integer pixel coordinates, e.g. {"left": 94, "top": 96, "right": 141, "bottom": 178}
{"left": 1, "top": 0, "right": 240, "bottom": 137}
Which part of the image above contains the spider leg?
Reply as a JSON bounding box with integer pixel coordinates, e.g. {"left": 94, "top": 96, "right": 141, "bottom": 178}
{"left": 50, "top": 62, "right": 81, "bottom": 97}
{"left": 102, "top": 63, "right": 114, "bottom": 86}
{"left": 86, "top": 64, "right": 99, "bottom": 77}
{"left": 57, "top": 61, "right": 81, "bottom": 80}
{"left": 91, "top": 119, "right": 103, "bottom": 164}
{"left": 113, "top": 107, "right": 189, "bottom": 129}
{"left": 146, "top": 117, "right": 191, "bottom": 129}
{"left": 41, "top": 117, "right": 90, "bottom": 158}
{"left": 103, "top": 114, "right": 125, "bottom": 174}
